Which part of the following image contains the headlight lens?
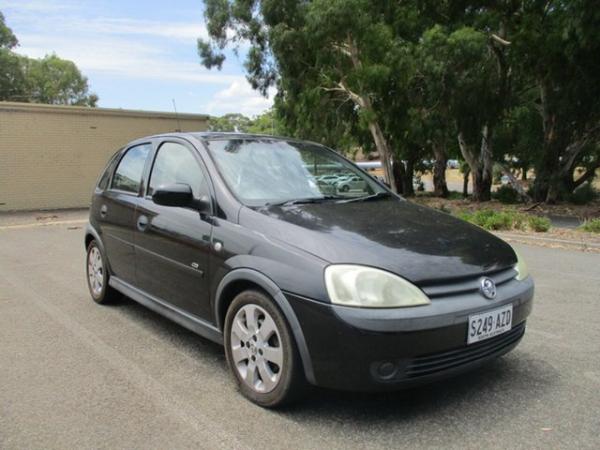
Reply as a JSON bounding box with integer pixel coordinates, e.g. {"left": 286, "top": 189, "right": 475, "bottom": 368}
{"left": 324, "top": 265, "right": 430, "bottom": 308}
{"left": 513, "top": 249, "right": 529, "bottom": 281}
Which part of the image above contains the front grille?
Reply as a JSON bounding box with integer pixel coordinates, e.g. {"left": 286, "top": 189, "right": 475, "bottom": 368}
{"left": 404, "top": 322, "right": 526, "bottom": 379}
{"left": 420, "top": 266, "right": 517, "bottom": 298}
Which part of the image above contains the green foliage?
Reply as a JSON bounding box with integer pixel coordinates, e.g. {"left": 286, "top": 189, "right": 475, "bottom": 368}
{"left": 494, "top": 185, "right": 521, "bottom": 204}
{"left": 457, "top": 209, "right": 526, "bottom": 231}
{"left": 0, "top": 11, "right": 18, "bottom": 49}
{"left": 23, "top": 54, "right": 98, "bottom": 106}
{"left": 208, "top": 110, "right": 282, "bottom": 135}
{"left": 198, "top": 1, "right": 600, "bottom": 203}
{"left": 527, "top": 216, "right": 551, "bottom": 232}
{"left": 580, "top": 219, "right": 600, "bottom": 233}
{"left": 566, "top": 183, "right": 598, "bottom": 205}
{"left": 0, "top": 13, "right": 97, "bottom": 106}
{"left": 457, "top": 209, "right": 551, "bottom": 233}
{"left": 447, "top": 191, "right": 464, "bottom": 200}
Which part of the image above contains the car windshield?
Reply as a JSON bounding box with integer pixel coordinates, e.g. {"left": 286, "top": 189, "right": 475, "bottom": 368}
{"left": 205, "top": 138, "right": 387, "bottom": 207}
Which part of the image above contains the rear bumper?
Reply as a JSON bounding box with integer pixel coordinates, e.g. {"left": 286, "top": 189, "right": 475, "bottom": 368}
{"left": 286, "top": 277, "right": 534, "bottom": 391}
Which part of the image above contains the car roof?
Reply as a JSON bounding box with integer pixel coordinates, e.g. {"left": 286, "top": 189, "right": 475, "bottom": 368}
{"left": 145, "top": 131, "right": 312, "bottom": 144}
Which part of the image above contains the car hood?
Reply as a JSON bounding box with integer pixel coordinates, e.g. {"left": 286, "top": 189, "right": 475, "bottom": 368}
{"left": 240, "top": 197, "right": 517, "bottom": 285}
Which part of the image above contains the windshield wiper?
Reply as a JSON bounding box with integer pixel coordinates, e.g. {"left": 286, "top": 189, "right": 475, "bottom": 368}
{"left": 266, "top": 195, "right": 343, "bottom": 207}
{"left": 337, "top": 191, "right": 392, "bottom": 204}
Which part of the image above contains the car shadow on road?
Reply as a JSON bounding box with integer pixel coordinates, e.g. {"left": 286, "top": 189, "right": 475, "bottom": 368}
{"left": 281, "top": 352, "right": 558, "bottom": 427}
{"left": 106, "top": 295, "right": 227, "bottom": 362}
{"left": 108, "top": 295, "right": 557, "bottom": 425}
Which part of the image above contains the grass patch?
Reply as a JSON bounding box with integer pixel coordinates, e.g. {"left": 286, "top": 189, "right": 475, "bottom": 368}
{"left": 447, "top": 190, "right": 465, "bottom": 200}
{"left": 580, "top": 218, "right": 600, "bottom": 233}
{"left": 527, "top": 216, "right": 551, "bottom": 232}
{"left": 456, "top": 209, "right": 551, "bottom": 232}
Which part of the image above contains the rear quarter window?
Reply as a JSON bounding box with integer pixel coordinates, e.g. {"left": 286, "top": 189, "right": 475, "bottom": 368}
{"left": 111, "top": 144, "right": 151, "bottom": 193}
{"left": 97, "top": 152, "right": 120, "bottom": 190}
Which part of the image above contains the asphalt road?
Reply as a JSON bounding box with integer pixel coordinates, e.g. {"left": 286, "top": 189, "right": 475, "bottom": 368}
{"left": 1, "top": 216, "right": 599, "bottom": 449}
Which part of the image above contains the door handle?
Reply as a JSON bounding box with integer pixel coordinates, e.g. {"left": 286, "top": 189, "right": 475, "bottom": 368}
{"left": 137, "top": 215, "right": 149, "bottom": 232}
{"left": 100, "top": 205, "right": 108, "bottom": 218}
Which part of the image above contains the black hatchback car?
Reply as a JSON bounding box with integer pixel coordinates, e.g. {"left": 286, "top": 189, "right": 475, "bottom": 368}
{"left": 86, "top": 133, "right": 534, "bottom": 407}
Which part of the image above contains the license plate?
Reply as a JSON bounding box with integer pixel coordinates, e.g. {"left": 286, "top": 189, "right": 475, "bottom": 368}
{"left": 467, "top": 304, "right": 513, "bottom": 344}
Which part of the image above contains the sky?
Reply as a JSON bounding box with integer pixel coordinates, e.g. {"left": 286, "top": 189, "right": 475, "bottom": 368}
{"left": 1, "top": 0, "right": 274, "bottom": 116}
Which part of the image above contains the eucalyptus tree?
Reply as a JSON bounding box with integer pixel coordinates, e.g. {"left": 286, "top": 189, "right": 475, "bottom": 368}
{"left": 198, "top": 0, "right": 427, "bottom": 193}
{"left": 512, "top": 0, "right": 600, "bottom": 202}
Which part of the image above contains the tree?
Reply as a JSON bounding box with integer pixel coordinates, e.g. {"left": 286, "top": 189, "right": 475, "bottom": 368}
{"left": 0, "top": 12, "right": 17, "bottom": 49}
{"left": 513, "top": 0, "right": 600, "bottom": 202}
{"left": 208, "top": 110, "right": 283, "bottom": 135}
{"left": 198, "top": 0, "right": 427, "bottom": 193}
{"left": 0, "top": 12, "right": 25, "bottom": 101}
{"left": 208, "top": 113, "right": 252, "bottom": 132}
{"left": 22, "top": 54, "right": 98, "bottom": 106}
{"left": 198, "top": 1, "right": 600, "bottom": 202}
{"left": 0, "top": 12, "right": 97, "bottom": 106}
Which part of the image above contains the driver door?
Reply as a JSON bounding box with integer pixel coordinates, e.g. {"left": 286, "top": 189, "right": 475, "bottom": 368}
{"left": 134, "top": 139, "right": 213, "bottom": 320}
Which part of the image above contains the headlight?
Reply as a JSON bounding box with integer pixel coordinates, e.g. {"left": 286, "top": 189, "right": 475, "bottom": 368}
{"left": 513, "top": 248, "right": 529, "bottom": 281}
{"left": 324, "top": 265, "right": 430, "bottom": 308}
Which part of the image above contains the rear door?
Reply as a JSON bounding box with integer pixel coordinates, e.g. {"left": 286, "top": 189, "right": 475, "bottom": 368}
{"left": 134, "top": 139, "right": 214, "bottom": 320}
{"left": 98, "top": 143, "right": 151, "bottom": 284}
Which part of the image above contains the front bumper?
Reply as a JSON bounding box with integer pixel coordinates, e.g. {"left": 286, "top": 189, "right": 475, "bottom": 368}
{"left": 286, "top": 277, "right": 534, "bottom": 391}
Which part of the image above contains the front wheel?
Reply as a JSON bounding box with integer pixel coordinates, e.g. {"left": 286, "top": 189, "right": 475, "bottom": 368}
{"left": 224, "top": 290, "right": 304, "bottom": 407}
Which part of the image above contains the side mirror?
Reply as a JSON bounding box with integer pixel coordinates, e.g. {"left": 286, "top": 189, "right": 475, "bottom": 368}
{"left": 152, "top": 183, "right": 211, "bottom": 214}
{"left": 152, "top": 183, "right": 194, "bottom": 208}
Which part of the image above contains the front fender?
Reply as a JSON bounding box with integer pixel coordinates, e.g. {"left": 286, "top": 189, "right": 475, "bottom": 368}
{"left": 214, "top": 268, "right": 317, "bottom": 385}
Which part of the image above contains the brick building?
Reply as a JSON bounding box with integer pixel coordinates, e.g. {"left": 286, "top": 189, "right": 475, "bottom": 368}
{"left": 0, "top": 102, "right": 209, "bottom": 211}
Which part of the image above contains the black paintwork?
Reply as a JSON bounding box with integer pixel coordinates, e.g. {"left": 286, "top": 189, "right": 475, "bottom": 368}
{"left": 87, "top": 132, "right": 533, "bottom": 390}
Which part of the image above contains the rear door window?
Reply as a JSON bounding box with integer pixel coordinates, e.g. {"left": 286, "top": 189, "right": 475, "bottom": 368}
{"left": 111, "top": 144, "right": 151, "bottom": 194}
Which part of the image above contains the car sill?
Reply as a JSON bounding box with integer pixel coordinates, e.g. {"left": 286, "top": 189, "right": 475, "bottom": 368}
{"left": 109, "top": 277, "right": 223, "bottom": 345}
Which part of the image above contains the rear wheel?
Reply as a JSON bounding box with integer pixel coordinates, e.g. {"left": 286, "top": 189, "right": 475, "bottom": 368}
{"left": 86, "top": 240, "right": 120, "bottom": 304}
{"left": 224, "top": 290, "right": 304, "bottom": 407}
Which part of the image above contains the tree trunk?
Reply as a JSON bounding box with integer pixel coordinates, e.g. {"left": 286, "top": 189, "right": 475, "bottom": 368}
{"left": 432, "top": 143, "right": 449, "bottom": 197}
{"left": 367, "top": 120, "right": 396, "bottom": 193}
{"left": 403, "top": 156, "right": 415, "bottom": 197}
{"left": 392, "top": 156, "right": 406, "bottom": 195}
{"left": 457, "top": 127, "right": 493, "bottom": 202}
{"left": 532, "top": 80, "right": 563, "bottom": 203}
{"left": 462, "top": 168, "right": 470, "bottom": 198}
{"left": 471, "top": 169, "right": 493, "bottom": 202}
{"left": 391, "top": 155, "right": 415, "bottom": 196}
{"left": 332, "top": 35, "right": 398, "bottom": 193}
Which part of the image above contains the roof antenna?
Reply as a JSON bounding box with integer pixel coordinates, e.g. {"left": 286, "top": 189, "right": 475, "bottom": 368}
{"left": 172, "top": 99, "right": 182, "bottom": 132}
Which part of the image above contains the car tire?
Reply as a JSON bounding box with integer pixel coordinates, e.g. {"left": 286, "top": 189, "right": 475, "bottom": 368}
{"left": 86, "top": 240, "right": 120, "bottom": 304}
{"left": 224, "top": 289, "right": 305, "bottom": 408}
{"left": 340, "top": 184, "right": 350, "bottom": 192}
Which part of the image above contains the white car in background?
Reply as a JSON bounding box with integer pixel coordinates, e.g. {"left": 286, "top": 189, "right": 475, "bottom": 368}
{"left": 317, "top": 174, "right": 341, "bottom": 185}
{"left": 337, "top": 175, "right": 367, "bottom": 192}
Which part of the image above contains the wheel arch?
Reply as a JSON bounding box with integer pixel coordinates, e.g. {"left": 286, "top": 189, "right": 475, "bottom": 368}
{"left": 214, "top": 269, "right": 316, "bottom": 385}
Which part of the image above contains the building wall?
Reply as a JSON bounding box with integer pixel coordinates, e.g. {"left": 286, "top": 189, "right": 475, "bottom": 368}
{"left": 0, "top": 102, "right": 209, "bottom": 211}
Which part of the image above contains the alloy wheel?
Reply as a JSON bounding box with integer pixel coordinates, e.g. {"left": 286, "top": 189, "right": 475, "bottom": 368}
{"left": 229, "top": 304, "right": 284, "bottom": 393}
{"left": 87, "top": 246, "right": 104, "bottom": 297}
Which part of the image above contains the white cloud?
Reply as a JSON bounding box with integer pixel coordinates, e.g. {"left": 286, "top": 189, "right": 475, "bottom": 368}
{"left": 206, "top": 80, "right": 275, "bottom": 117}
{"left": 53, "top": 16, "right": 209, "bottom": 42}
{"left": 1, "top": 0, "right": 75, "bottom": 13}
{"left": 15, "top": 32, "right": 242, "bottom": 85}
{"left": 4, "top": 0, "right": 266, "bottom": 115}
